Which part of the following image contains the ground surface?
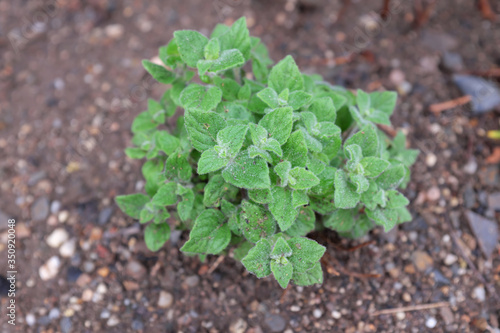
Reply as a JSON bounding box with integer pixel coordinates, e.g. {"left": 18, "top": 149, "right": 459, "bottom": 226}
{"left": 0, "top": 0, "right": 500, "bottom": 332}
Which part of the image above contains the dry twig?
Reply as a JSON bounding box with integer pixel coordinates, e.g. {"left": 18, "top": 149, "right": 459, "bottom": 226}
{"left": 429, "top": 95, "right": 471, "bottom": 113}
{"left": 371, "top": 302, "right": 449, "bottom": 316}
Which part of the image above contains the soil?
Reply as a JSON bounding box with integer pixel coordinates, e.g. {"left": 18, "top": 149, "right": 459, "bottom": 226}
{"left": 0, "top": 0, "right": 499, "bottom": 332}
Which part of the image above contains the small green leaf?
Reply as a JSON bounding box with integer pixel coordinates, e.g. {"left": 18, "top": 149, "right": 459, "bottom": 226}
{"left": 216, "top": 124, "right": 249, "bottom": 157}
{"left": 180, "top": 209, "right": 230, "bottom": 254}
{"left": 288, "top": 167, "right": 320, "bottom": 190}
{"left": 349, "top": 173, "right": 369, "bottom": 194}
{"left": 310, "top": 97, "right": 336, "bottom": 123}
{"left": 165, "top": 150, "right": 192, "bottom": 181}
{"left": 275, "top": 161, "right": 291, "bottom": 186}
{"left": 240, "top": 201, "right": 277, "bottom": 243}
{"left": 282, "top": 130, "right": 308, "bottom": 168}
{"left": 269, "top": 186, "right": 297, "bottom": 231}
{"left": 248, "top": 146, "right": 273, "bottom": 163}
{"left": 145, "top": 222, "right": 171, "bottom": 251}
{"left": 218, "top": 17, "right": 251, "bottom": 60}
{"left": 125, "top": 147, "right": 147, "bottom": 159}
{"left": 155, "top": 131, "right": 180, "bottom": 156}
{"left": 241, "top": 239, "right": 272, "bottom": 278}
{"left": 268, "top": 55, "right": 304, "bottom": 93}
{"left": 176, "top": 185, "right": 194, "bottom": 222}
{"left": 287, "top": 237, "right": 326, "bottom": 273}
{"left": 334, "top": 169, "right": 360, "bottom": 209}
{"left": 248, "top": 188, "right": 273, "bottom": 204}
{"left": 292, "top": 262, "right": 323, "bottom": 286}
{"left": 142, "top": 60, "right": 176, "bottom": 84}
{"left": 259, "top": 107, "right": 294, "bottom": 145}
{"left": 174, "top": 30, "right": 209, "bottom": 67}
{"left": 360, "top": 157, "right": 390, "bottom": 178}
{"left": 204, "top": 38, "right": 220, "bottom": 60}
{"left": 184, "top": 110, "right": 227, "bottom": 152}
{"left": 197, "top": 148, "right": 229, "bottom": 174}
{"left": 180, "top": 84, "right": 222, "bottom": 111}
{"left": 198, "top": 49, "right": 245, "bottom": 73}
{"left": 152, "top": 182, "right": 178, "bottom": 206}
{"left": 324, "top": 209, "right": 355, "bottom": 233}
{"left": 271, "top": 260, "right": 293, "bottom": 289}
{"left": 288, "top": 91, "right": 312, "bottom": 110}
{"left": 203, "top": 175, "right": 227, "bottom": 207}
{"left": 116, "top": 194, "right": 150, "bottom": 219}
{"left": 376, "top": 164, "right": 406, "bottom": 190}
{"left": 222, "top": 153, "right": 270, "bottom": 189}
{"left": 386, "top": 190, "right": 410, "bottom": 208}
{"left": 366, "top": 207, "right": 398, "bottom": 232}
{"left": 257, "top": 87, "right": 279, "bottom": 108}
{"left": 292, "top": 190, "right": 309, "bottom": 208}
{"left": 286, "top": 206, "right": 315, "bottom": 237}
{"left": 345, "top": 124, "right": 380, "bottom": 157}
{"left": 271, "top": 237, "right": 293, "bottom": 259}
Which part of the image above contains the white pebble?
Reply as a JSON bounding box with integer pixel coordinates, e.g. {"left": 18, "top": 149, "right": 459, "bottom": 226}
{"left": 39, "top": 256, "right": 61, "bottom": 281}
{"left": 313, "top": 308, "right": 323, "bottom": 318}
{"left": 47, "top": 228, "right": 69, "bottom": 248}
{"left": 49, "top": 308, "right": 60, "bottom": 319}
{"left": 26, "top": 313, "right": 36, "bottom": 326}
{"left": 290, "top": 305, "right": 301, "bottom": 312}
{"left": 50, "top": 201, "right": 61, "bottom": 214}
{"left": 331, "top": 311, "right": 341, "bottom": 319}
{"left": 426, "top": 153, "right": 437, "bottom": 167}
{"left": 425, "top": 317, "right": 437, "bottom": 328}
{"left": 473, "top": 285, "right": 486, "bottom": 302}
{"left": 105, "top": 24, "right": 124, "bottom": 39}
{"left": 158, "top": 291, "right": 174, "bottom": 308}
{"left": 444, "top": 253, "right": 458, "bottom": 266}
{"left": 396, "top": 312, "right": 406, "bottom": 320}
{"left": 60, "top": 238, "right": 77, "bottom": 257}
{"left": 107, "top": 315, "right": 120, "bottom": 326}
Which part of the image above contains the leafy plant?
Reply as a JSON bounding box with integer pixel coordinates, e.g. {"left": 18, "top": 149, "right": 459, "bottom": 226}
{"left": 115, "top": 17, "right": 418, "bottom": 288}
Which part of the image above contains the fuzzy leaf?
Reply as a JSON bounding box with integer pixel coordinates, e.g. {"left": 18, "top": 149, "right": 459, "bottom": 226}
{"left": 292, "top": 190, "right": 309, "bottom": 208}
{"left": 204, "top": 38, "right": 220, "bottom": 60}
{"left": 288, "top": 91, "right": 312, "bottom": 110}
{"left": 376, "top": 164, "right": 406, "bottom": 190}
{"left": 248, "top": 188, "right": 273, "bottom": 204}
{"left": 145, "top": 222, "right": 171, "bottom": 251}
{"left": 184, "top": 110, "right": 227, "bottom": 152}
{"left": 292, "top": 262, "right": 323, "bottom": 286}
{"left": 198, "top": 148, "right": 229, "bottom": 174}
{"left": 269, "top": 186, "right": 297, "bottom": 231}
{"left": 345, "top": 124, "right": 380, "bottom": 157}
{"left": 334, "top": 169, "right": 360, "bottom": 209}
{"left": 203, "top": 175, "right": 229, "bottom": 207}
{"left": 366, "top": 207, "right": 398, "bottom": 232}
{"left": 152, "top": 182, "right": 178, "bottom": 206}
{"left": 288, "top": 167, "right": 320, "bottom": 190}
{"left": 218, "top": 17, "right": 251, "bottom": 60}
{"left": 222, "top": 153, "right": 270, "bottom": 189}
{"left": 165, "top": 150, "right": 192, "bottom": 181}
{"left": 240, "top": 201, "right": 277, "bottom": 243}
{"left": 310, "top": 97, "right": 336, "bottom": 123}
{"left": 271, "top": 237, "right": 293, "bottom": 259}
{"left": 287, "top": 237, "right": 326, "bottom": 273}
{"left": 180, "top": 84, "right": 222, "bottom": 111}
{"left": 259, "top": 107, "right": 293, "bottom": 145}
{"left": 271, "top": 260, "right": 293, "bottom": 289}
{"left": 216, "top": 124, "right": 249, "bottom": 157}
{"left": 286, "top": 206, "right": 315, "bottom": 237}
{"left": 198, "top": 49, "right": 245, "bottom": 73}
{"left": 257, "top": 87, "right": 279, "bottom": 108}
{"left": 360, "top": 157, "right": 390, "bottom": 178}
{"left": 174, "top": 30, "right": 208, "bottom": 67}
{"left": 324, "top": 209, "right": 355, "bottom": 232}
{"left": 116, "top": 194, "right": 150, "bottom": 219}
{"left": 142, "top": 60, "right": 176, "bottom": 84}
{"left": 386, "top": 190, "right": 410, "bottom": 208}
{"left": 176, "top": 185, "right": 194, "bottom": 222}
{"left": 275, "top": 161, "right": 292, "bottom": 186}
{"left": 282, "top": 130, "right": 308, "bottom": 167}
{"left": 248, "top": 146, "right": 273, "bottom": 163}
{"left": 155, "top": 131, "right": 180, "bottom": 156}
{"left": 180, "top": 209, "right": 230, "bottom": 254}
{"left": 242, "top": 239, "right": 272, "bottom": 278}
{"left": 268, "top": 55, "right": 304, "bottom": 93}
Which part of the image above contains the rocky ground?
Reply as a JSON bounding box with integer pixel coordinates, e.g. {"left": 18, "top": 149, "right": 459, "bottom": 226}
{"left": 0, "top": 0, "right": 499, "bottom": 332}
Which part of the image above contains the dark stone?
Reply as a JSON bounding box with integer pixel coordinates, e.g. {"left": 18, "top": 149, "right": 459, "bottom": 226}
{"left": 463, "top": 184, "right": 476, "bottom": 209}
{"left": 98, "top": 207, "right": 114, "bottom": 225}
{"left": 432, "top": 269, "right": 450, "bottom": 287}
{"left": 0, "top": 275, "right": 10, "bottom": 296}
{"left": 38, "top": 316, "right": 51, "bottom": 326}
{"left": 66, "top": 266, "right": 82, "bottom": 283}
{"left": 132, "top": 319, "right": 144, "bottom": 331}
{"left": 465, "top": 210, "right": 499, "bottom": 258}
{"left": 264, "top": 314, "right": 286, "bottom": 332}
{"left": 401, "top": 216, "right": 428, "bottom": 231}
{"left": 441, "top": 52, "right": 464, "bottom": 72}
{"left": 453, "top": 75, "right": 500, "bottom": 113}
{"left": 60, "top": 317, "right": 72, "bottom": 333}
{"left": 31, "top": 197, "right": 50, "bottom": 221}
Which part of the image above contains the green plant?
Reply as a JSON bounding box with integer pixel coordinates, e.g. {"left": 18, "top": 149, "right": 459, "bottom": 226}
{"left": 115, "top": 17, "right": 419, "bottom": 288}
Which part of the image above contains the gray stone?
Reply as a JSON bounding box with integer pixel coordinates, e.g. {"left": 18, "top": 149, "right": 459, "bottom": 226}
{"left": 465, "top": 210, "right": 499, "bottom": 258}
{"left": 28, "top": 171, "right": 46, "bottom": 186}
{"left": 453, "top": 75, "right": 500, "bottom": 113}
{"left": 0, "top": 209, "right": 10, "bottom": 231}
{"left": 158, "top": 291, "right": 174, "bottom": 308}
{"left": 98, "top": 207, "right": 113, "bottom": 225}
{"left": 441, "top": 52, "right": 464, "bottom": 72}
{"left": 126, "top": 260, "right": 147, "bottom": 280}
{"left": 185, "top": 275, "right": 200, "bottom": 287}
{"left": 32, "top": 197, "right": 50, "bottom": 221}
{"left": 229, "top": 318, "right": 248, "bottom": 333}
{"left": 60, "top": 317, "right": 72, "bottom": 333}
{"left": 463, "top": 184, "right": 476, "bottom": 209}
{"left": 132, "top": 319, "right": 144, "bottom": 331}
{"left": 264, "top": 314, "right": 286, "bottom": 332}
{"left": 421, "top": 30, "right": 458, "bottom": 52}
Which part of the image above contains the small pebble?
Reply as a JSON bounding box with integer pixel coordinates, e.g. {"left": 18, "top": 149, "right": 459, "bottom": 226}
{"left": 425, "top": 317, "right": 437, "bottom": 328}
{"left": 100, "top": 309, "right": 111, "bottom": 319}
{"left": 105, "top": 24, "right": 124, "bottom": 39}
{"left": 49, "top": 308, "right": 60, "bottom": 320}
{"left": 107, "top": 315, "right": 120, "bottom": 327}
{"left": 26, "top": 313, "right": 36, "bottom": 326}
{"left": 290, "top": 305, "right": 301, "bottom": 312}
{"left": 39, "top": 256, "right": 61, "bottom": 280}
{"left": 396, "top": 312, "right": 406, "bottom": 320}
{"left": 158, "top": 291, "right": 174, "bottom": 308}
{"left": 229, "top": 318, "right": 248, "bottom": 333}
{"left": 185, "top": 275, "right": 200, "bottom": 287}
{"left": 473, "top": 285, "right": 486, "bottom": 302}
{"left": 59, "top": 238, "right": 77, "bottom": 257}
{"left": 313, "top": 308, "right": 323, "bottom": 318}
{"left": 50, "top": 201, "right": 61, "bottom": 214}
{"left": 444, "top": 253, "right": 458, "bottom": 266}
{"left": 331, "top": 311, "right": 341, "bottom": 319}
{"left": 58, "top": 211, "right": 69, "bottom": 223}
{"left": 426, "top": 186, "right": 441, "bottom": 201}
{"left": 426, "top": 153, "right": 437, "bottom": 167}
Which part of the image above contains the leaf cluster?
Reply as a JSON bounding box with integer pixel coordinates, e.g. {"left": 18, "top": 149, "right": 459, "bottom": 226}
{"left": 116, "top": 17, "right": 419, "bottom": 288}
